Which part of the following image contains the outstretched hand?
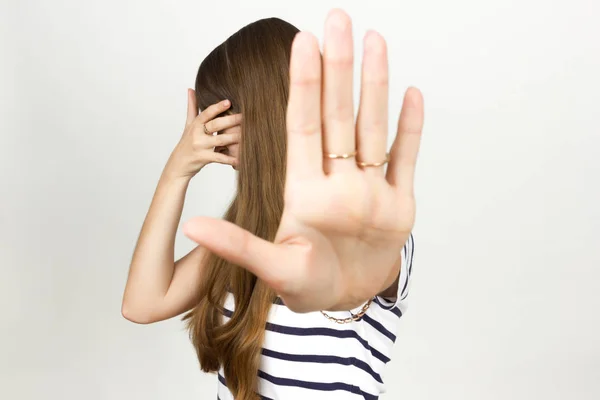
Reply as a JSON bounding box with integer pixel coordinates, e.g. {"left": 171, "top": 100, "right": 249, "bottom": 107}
{"left": 183, "top": 9, "right": 424, "bottom": 313}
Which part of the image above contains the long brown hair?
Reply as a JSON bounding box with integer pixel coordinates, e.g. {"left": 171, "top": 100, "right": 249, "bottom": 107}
{"left": 183, "top": 18, "right": 299, "bottom": 400}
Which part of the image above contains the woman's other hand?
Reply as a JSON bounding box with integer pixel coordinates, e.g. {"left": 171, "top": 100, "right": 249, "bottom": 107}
{"left": 165, "top": 90, "right": 242, "bottom": 180}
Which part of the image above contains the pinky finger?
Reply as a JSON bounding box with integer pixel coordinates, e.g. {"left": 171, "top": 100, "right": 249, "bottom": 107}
{"left": 207, "top": 152, "right": 238, "bottom": 167}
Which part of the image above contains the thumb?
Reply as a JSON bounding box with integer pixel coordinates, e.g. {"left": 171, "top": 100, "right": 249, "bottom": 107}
{"left": 183, "top": 217, "right": 291, "bottom": 288}
{"left": 186, "top": 89, "right": 198, "bottom": 125}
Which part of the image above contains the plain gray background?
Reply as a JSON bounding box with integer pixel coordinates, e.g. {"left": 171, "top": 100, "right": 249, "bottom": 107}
{"left": 1, "top": 0, "right": 599, "bottom": 399}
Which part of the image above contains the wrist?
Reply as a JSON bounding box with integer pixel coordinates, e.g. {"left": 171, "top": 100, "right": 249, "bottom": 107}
{"left": 160, "top": 164, "right": 194, "bottom": 186}
{"left": 163, "top": 152, "right": 203, "bottom": 182}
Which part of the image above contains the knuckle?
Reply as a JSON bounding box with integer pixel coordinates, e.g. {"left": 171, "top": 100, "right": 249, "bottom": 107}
{"left": 291, "top": 76, "right": 321, "bottom": 87}
{"left": 190, "top": 119, "right": 205, "bottom": 134}
{"left": 325, "top": 56, "right": 354, "bottom": 70}
{"left": 216, "top": 136, "right": 230, "bottom": 146}
{"left": 198, "top": 110, "right": 211, "bottom": 121}
{"left": 191, "top": 135, "right": 205, "bottom": 150}
{"left": 287, "top": 121, "right": 321, "bottom": 136}
{"left": 206, "top": 136, "right": 218, "bottom": 147}
{"left": 201, "top": 101, "right": 228, "bottom": 118}
{"left": 324, "top": 103, "right": 354, "bottom": 120}
{"left": 364, "top": 78, "right": 388, "bottom": 88}
{"left": 360, "top": 118, "right": 386, "bottom": 133}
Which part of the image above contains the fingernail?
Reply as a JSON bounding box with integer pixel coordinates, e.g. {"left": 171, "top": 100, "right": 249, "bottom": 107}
{"left": 222, "top": 100, "right": 230, "bottom": 107}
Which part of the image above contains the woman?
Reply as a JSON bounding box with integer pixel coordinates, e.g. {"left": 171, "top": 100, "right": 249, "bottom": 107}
{"left": 122, "top": 9, "right": 423, "bottom": 400}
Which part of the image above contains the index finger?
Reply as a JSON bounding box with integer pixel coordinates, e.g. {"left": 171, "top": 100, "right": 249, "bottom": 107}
{"left": 286, "top": 32, "right": 324, "bottom": 181}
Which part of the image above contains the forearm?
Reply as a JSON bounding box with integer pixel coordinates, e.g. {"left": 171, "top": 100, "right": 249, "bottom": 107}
{"left": 122, "top": 164, "right": 191, "bottom": 316}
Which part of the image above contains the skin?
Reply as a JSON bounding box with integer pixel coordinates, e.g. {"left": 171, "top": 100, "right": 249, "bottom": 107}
{"left": 121, "top": 96, "right": 243, "bottom": 323}
{"left": 182, "top": 9, "right": 424, "bottom": 313}
{"left": 121, "top": 8, "right": 423, "bottom": 323}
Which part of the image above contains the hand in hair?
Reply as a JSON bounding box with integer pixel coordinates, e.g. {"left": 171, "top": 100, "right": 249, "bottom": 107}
{"left": 165, "top": 92, "right": 242, "bottom": 179}
{"left": 182, "top": 9, "right": 424, "bottom": 313}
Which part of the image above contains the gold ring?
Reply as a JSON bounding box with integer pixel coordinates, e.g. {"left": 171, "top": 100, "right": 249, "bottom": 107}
{"left": 324, "top": 150, "right": 357, "bottom": 159}
{"left": 357, "top": 153, "right": 390, "bottom": 167}
{"left": 203, "top": 124, "right": 211, "bottom": 135}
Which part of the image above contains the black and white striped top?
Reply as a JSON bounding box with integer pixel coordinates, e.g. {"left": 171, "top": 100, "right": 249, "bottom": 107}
{"left": 217, "top": 233, "right": 414, "bottom": 400}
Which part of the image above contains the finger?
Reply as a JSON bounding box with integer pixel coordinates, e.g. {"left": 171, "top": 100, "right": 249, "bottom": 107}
{"left": 206, "top": 151, "right": 238, "bottom": 166}
{"left": 322, "top": 9, "right": 356, "bottom": 174}
{"left": 356, "top": 30, "right": 389, "bottom": 178}
{"left": 183, "top": 217, "right": 292, "bottom": 290}
{"left": 186, "top": 89, "right": 198, "bottom": 126}
{"left": 386, "top": 87, "right": 424, "bottom": 196}
{"left": 286, "top": 31, "right": 323, "bottom": 180}
{"left": 204, "top": 113, "right": 243, "bottom": 133}
{"left": 198, "top": 99, "right": 231, "bottom": 127}
{"left": 207, "top": 132, "right": 240, "bottom": 148}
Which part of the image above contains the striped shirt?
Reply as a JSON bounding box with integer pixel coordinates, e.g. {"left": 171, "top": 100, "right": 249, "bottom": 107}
{"left": 217, "top": 233, "right": 414, "bottom": 400}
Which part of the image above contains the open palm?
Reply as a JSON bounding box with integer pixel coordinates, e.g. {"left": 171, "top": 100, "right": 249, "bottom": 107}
{"left": 184, "top": 9, "right": 424, "bottom": 313}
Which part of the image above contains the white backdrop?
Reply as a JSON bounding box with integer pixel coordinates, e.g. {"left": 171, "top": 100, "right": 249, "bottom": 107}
{"left": 1, "top": 0, "right": 599, "bottom": 399}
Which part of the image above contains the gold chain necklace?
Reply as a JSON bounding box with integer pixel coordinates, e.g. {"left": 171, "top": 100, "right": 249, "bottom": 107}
{"left": 320, "top": 298, "right": 374, "bottom": 324}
